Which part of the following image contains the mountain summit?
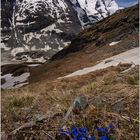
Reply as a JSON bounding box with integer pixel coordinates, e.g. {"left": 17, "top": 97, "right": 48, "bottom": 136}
{"left": 70, "top": 0, "right": 120, "bottom": 25}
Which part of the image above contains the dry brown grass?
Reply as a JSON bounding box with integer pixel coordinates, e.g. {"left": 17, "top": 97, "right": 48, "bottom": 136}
{"left": 1, "top": 64, "right": 139, "bottom": 139}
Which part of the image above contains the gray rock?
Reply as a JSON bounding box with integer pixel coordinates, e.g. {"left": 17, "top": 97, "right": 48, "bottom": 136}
{"left": 111, "top": 102, "right": 125, "bottom": 112}
{"left": 90, "top": 96, "right": 107, "bottom": 107}
{"left": 115, "top": 76, "right": 123, "bottom": 82}
{"left": 64, "top": 96, "right": 88, "bottom": 120}
{"left": 73, "top": 96, "right": 88, "bottom": 110}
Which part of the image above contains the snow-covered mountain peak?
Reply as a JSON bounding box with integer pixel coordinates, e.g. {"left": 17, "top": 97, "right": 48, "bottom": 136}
{"left": 76, "top": 0, "right": 119, "bottom": 12}
{"left": 70, "top": 0, "right": 120, "bottom": 25}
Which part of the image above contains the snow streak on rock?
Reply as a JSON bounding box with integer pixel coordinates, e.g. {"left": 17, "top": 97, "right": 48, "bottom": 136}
{"left": 109, "top": 41, "right": 121, "bottom": 46}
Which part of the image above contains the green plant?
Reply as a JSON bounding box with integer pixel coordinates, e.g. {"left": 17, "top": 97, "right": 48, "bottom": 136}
{"left": 127, "top": 75, "right": 139, "bottom": 85}
{"left": 103, "top": 77, "right": 113, "bottom": 85}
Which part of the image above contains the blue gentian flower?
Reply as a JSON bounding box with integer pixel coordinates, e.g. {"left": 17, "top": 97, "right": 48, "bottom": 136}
{"left": 100, "top": 136, "right": 110, "bottom": 140}
{"left": 59, "top": 124, "right": 114, "bottom": 140}
{"left": 79, "top": 127, "right": 87, "bottom": 138}
{"left": 89, "top": 135, "right": 96, "bottom": 140}
{"left": 108, "top": 124, "right": 114, "bottom": 129}
{"left": 71, "top": 127, "right": 79, "bottom": 138}
{"left": 96, "top": 127, "right": 108, "bottom": 133}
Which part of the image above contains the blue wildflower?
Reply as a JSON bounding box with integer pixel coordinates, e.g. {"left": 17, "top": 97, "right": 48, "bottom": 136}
{"left": 108, "top": 124, "right": 114, "bottom": 129}
{"left": 79, "top": 127, "right": 87, "bottom": 137}
{"left": 96, "top": 127, "right": 108, "bottom": 133}
{"left": 100, "top": 136, "right": 110, "bottom": 140}
{"left": 58, "top": 124, "right": 114, "bottom": 140}
{"left": 89, "top": 135, "right": 96, "bottom": 140}
{"left": 71, "top": 127, "right": 79, "bottom": 137}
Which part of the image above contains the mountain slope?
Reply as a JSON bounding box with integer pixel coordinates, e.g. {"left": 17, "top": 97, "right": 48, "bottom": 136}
{"left": 29, "top": 4, "right": 138, "bottom": 83}
{"left": 1, "top": 0, "right": 119, "bottom": 63}
{"left": 51, "top": 4, "right": 138, "bottom": 60}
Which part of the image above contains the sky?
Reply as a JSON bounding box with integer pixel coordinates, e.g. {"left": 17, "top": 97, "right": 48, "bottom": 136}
{"left": 116, "top": 0, "right": 138, "bottom": 7}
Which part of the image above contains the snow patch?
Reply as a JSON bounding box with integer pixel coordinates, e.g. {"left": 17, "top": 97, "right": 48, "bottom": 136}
{"left": 28, "top": 64, "right": 41, "bottom": 67}
{"left": 57, "top": 19, "right": 65, "bottom": 24}
{"left": 109, "top": 41, "right": 121, "bottom": 46}
{"left": 58, "top": 46, "right": 63, "bottom": 51}
{"left": 11, "top": 48, "right": 25, "bottom": 56}
{"left": 25, "top": 56, "right": 46, "bottom": 63}
{"left": 63, "top": 41, "right": 71, "bottom": 47}
{"left": 1, "top": 73, "right": 30, "bottom": 89}
{"left": 40, "top": 45, "right": 51, "bottom": 51}
{"left": 59, "top": 48, "right": 139, "bottom": 79}
{"left": 104, "top": 0, "right": 119, "bottom": 14}
{"left": 74, "top": 7, "right": 87, "bottom": 26}
{"left": 1, "top": 43, "right": 10, "bottom": 51}
{"left": 41, "top": 24, "right": 63, "bottom": 33}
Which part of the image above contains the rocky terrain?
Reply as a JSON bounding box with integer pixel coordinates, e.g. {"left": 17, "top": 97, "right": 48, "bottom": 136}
{"left": 1, "top": 4, "right": 139, "bottom": 140}
{"left": 1, "top": 0, "right": 120, "bottom": 63}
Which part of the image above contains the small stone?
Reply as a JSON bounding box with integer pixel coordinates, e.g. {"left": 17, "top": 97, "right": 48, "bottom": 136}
{"left": 111, "top": 102, "right": 125, "bottom": 112}
{"left": 91, "top": 96, "right": 106, "bottom": 107}
{"left": 72, "top": 96, "right": 88, "bottom": 111}
{"left": 64, "top": 96, "right": 88, "bottom": 120}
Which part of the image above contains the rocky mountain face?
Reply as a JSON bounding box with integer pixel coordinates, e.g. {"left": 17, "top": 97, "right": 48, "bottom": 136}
{"left": 1, "top": 0, "right": 120, "bottom": 63}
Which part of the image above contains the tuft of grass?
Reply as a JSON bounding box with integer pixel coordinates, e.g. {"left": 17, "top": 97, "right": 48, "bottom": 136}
{"left": 80, "top": 82, "right": 97, "bottom": 94}
{"left": 7, "top": 96, "right": 34, "bottom": 108}
{"left": 102, "top": 76, "right": 113, "bottom": 85}
{"left": 127, "top": 75, "right": 139, "bottom": 85}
